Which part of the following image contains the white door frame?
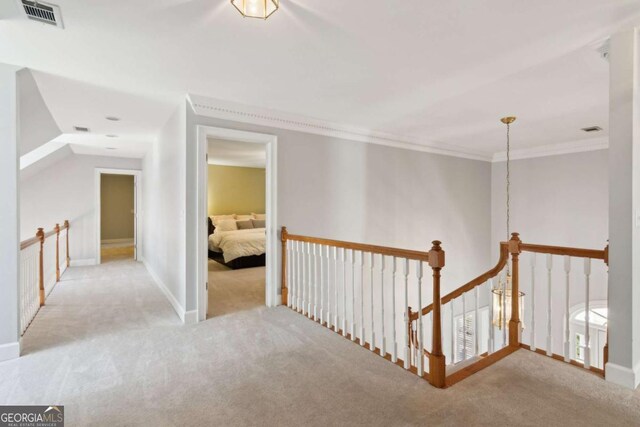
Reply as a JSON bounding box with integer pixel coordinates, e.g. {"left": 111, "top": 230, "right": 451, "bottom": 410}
{"left": 95, "top": 168, "right": 142, "bottom": 265}
{"left": 196, "top": 125, "right": 278, "bottom": 322}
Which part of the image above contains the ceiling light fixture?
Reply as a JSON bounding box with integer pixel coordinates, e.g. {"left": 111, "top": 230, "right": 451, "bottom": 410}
{"left": 105, "top": 147, "right": 117, "bottom": 150}
{"left": 231, "top": 0, "right": 279, "bottom": 20}
{"left": 106, "top": 134, "right": 119, "bottom": 138}
{"left": 74, "top": 126, "right": 90, "bottom": 132}
{"left": 106, "top": 116, "right": 121, "bottom": 121}
{"left": 492, "top": 116, "right": 525, "bottom": 330}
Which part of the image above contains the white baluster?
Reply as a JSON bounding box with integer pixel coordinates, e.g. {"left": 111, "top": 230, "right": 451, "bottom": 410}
{"left": 474, "top": 286, "right": 479, "bottom": 357}
{"left": 563, "top": 256, "right": 571, "bottom": 362}
{"left": 334, "top": 246, "right": 339, "bottom": 332}
{"left": 326, "top": 246, "right": 332, "bottom": 328}
{"left": 451, "top": 298, "right": 456, "bottom": 363}
{"left": 307, "top": 243, "right": 312, "bottom": 318}
{"left": 530, "top": 253, "right": 537, "bottom": 351}
{"left": 488, "top": 280, "right": 494, "bottom": 354}
{"left": 380, "top": 255, "right": 386, "bottom": 357}
{"left": 403, "top": 258, "right": 410, "bottom": 369}
{"left": 319, "top": 244, "right": 324, "bottom": 325}
{"left": 462, "top": 292, "right": 467, "bottom": 361}
{"left": 369, "top": 252, "right": 375, "bottom": 351}
{"left": 416, "top": 261, "right": 424, "bottom": 376}
{"left": 313, "top": 243, "right": 318, "bottom": 320}
{"left": 584, "top": 258, "right": 592, "bottom": 369}
{"left": 342, "top": 248, "right": 347, "bottom": 336}
{"left": 546, "top": 254, "right": 553, "bottom": 356}
{"left": 301, "top": 241, "right": 306, "bottom": 314}
{"left": 360, "top": 251, "right": 365, "bottom": 346}
{"left": 287, "top": 241, "right": 292, "bottom": 307}
{"left": 391, "top": 257, "right": 398, "bottom": 363}
{"left": 351, "top": 249, "right": 356, "bottom": 341}
{"left": 294, "top": 241, "right": 300, "bottom": 312}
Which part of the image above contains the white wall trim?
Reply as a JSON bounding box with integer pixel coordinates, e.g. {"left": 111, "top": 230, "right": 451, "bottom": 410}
{"left": 492, "top": 136, "right": 608, "bottom": 162}
{"left": 141, "top": 256, "right": 187, "bottom": 323}
{"left": 0, "top": 341, "right": 20, "bottom": 363}
{"left": 605, "top": 360, "right": 640, "bottom": 389}
{"left": 70, "top": 258, "right": 96, "bottom": 266}
{"left": 195, "top": 125, "right": 278, "bottom": 322}
{"left": 95, "top": 168, "right": 142, "bottom": 265}
{"left": 183, "top": 310, "right": 198, "bottom": 325}
{"left": 188, "top": 94, "right": 491, "bottom": 162}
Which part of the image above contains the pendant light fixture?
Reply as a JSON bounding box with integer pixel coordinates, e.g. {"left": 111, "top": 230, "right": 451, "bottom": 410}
{"left": 231, "top": 0, "right": 279, "bottom": 19}
{"left": 492, "top": 116, "right": 525, "bottom": 330}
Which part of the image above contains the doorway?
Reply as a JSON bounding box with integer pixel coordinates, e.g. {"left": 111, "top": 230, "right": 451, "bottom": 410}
{"left": 196, "top": 126, "right": 278, "bottom": 322}
{"left": 95, "top": 168, "right": 142, "bottom": 264}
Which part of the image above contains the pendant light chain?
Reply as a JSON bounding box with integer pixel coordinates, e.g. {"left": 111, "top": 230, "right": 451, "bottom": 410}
{"left": 506, "top": 121, "right": 511, "bottom": 245}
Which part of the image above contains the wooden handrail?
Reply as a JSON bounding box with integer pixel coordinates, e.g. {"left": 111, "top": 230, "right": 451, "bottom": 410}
{"left": 411, "top": 242, "right": 509, "bottom": 320}
{"left": 20, "top": 221, "right": 70, "bottom": 250}
{"left": 284, "top": 233, "right": 430, "bottom": 262}
{"left": 518, "top": 242, "right": 606, "bottom": 260}
{"left": 20, "top": 236, "right": 40, "bottom": 250}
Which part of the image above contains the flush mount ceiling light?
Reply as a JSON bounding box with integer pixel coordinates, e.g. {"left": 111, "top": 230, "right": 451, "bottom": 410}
{"left": 231, "top": 0, "right": 279, "bottom": 19}
{"left": 106, "top": 134, "right": 119, "bottom": 138}
{"left": 106, "top": 116, "right": 120, "bottom": 121}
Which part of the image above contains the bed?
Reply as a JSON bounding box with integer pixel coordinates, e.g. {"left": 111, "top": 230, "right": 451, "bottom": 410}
{"left": 208, "top": 216, "right": 266, "bottom": 269}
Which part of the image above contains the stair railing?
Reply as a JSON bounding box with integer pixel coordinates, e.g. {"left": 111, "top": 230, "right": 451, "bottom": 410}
{"left": 280, "top": 227, "right": 447, "bottom": 387}
{"left": 19, "top": 220, "right": 70, "bottom": 335}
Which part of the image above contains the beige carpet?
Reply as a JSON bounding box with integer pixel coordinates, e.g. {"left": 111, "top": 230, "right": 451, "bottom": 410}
{"left": 207, "top": 259, "right": 265, "bottom": 317}
{"left": 1, "top": 259, "right": 640, "bottom": 426}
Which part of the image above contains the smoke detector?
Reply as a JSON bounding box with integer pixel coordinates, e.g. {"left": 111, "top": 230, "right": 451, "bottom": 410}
{"left": 19, "top": 0, "right": 64, "bottom": 28}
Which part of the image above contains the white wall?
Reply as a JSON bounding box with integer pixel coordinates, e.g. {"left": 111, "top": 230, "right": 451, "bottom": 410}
{"left": 491, "top": 149, "right": 609, "bottom": 351}
{"left": 20, "top": 153, "right": 142, "bottom": 263}
{"left": 141, "top": 105, "right": 187, "bottom": 319}
{"left": 0, "top": 63, "right": 20, "bottom": 360}
{"left": 185, "top": 111, "right": 493, "bottom": 313}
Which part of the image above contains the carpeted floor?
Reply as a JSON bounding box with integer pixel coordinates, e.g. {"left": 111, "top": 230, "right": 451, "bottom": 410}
{"left": 207, "top": 259, "right": 265, "bottom": 317}
{"left": 1, "top": 259, "right": 639, "bottom": 426}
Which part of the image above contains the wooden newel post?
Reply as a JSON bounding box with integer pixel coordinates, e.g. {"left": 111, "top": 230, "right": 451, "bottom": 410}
{"left": 428, "top": 240, "right": 446, "bottom": 388}
{"left": 508, "top": 232, "right": 522, "bottom": 347}
{"left": 36, "top": 228, "right": 45, "bottom": 307}
{"left": 281, "top": 226, "right": 288, "bottom": 305}
{"left": 55, "top": 223, "right": 60, "bottom": 282}
{"left": 64, "top": 220, "right": 70, "bottom": 267}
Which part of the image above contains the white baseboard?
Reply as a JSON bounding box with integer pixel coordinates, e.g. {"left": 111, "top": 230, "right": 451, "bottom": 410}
{"left": 70, "top": 258, "right": 96, "bottom": 266}
{"left": 140, "top": 256, "right": 190, "bottom": 324}
{"left": 184, "top": 310, "right": 198, "bottom": 325}
{"left": 605, "top": 361, "right": 640, "bottom": 389}
{"left": 101, "top": 238, "right": 134, "bottom": 244}
{"left": 0, "top": 341, "right": 20, "bottom": 363}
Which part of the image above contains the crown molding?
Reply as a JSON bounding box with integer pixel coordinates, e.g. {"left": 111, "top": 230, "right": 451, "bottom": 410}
{"left": 187, "top": 94, "right": 492, "bottom": 162}
{"left": 492, "top": 136, "right": 608, "bottom": 162}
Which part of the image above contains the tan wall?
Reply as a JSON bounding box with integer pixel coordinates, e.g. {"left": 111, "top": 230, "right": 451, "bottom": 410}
{"left": 208, "top": 165, "right": 265, "bottom": 216}
{"left": 100, "top": 174, "right": 135, "bottom": 241}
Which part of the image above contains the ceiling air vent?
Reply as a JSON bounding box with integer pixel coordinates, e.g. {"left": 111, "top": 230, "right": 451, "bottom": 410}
{"left": 20, "top": 0, "right": 64, "bottom": 28}
{"left": 74, "top": 126, "right": 90, "bottom": 132}
{"left": 581, "top": 126, "right": 602, "bottom": 133}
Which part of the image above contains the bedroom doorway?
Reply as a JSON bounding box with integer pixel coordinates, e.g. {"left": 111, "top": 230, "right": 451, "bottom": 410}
{"left": 206, "top": 139, "right": 267, "bottom": 317}
{"left": 196, "top": 126, "right": 278, "bottom": 321}
{"left": 95, "top": 168, "right": 142, "bottom": 264}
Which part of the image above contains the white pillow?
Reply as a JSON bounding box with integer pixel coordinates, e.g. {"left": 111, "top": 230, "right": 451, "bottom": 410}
{"left": 236, "top": 214, "right": 253, "bottom": 221}
{"left": 211, "top": 214, "right": 236, "bottom": 225}
{"left": 216, "top": 219, "right": 238, "bottom": 232}
{"left": 252, "top": 213, "right": 266, "bottom": 220}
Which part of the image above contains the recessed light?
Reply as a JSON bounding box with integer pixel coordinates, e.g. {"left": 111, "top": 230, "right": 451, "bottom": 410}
{"left": 74, "top": 126, "right": 90, "bottom": 132}
{"left": 106, "top": 116, "right": 121, "bottom": 121}
{"left": 581, "top": 126, "right": 602, "bottom": 133}
{"left": 105, "top": 147, "right": 117, "bottom": 150}
{"left": 106, "top": 134, "right": 119, "bottom": 138}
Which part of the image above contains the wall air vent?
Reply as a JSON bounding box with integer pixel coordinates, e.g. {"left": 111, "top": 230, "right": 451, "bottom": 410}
{"left": 581, "top": 126, "right": 602, "bottom": 133}
{"left": 20, "top": 0, "right": 64, "bottom": 28}
{"left": 74, "top": 126, "right": 90, "bottom": 132}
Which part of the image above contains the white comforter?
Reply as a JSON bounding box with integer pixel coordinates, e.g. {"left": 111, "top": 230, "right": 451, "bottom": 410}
{"left": 209, "top": 228, "right": 266, "bottom": 262}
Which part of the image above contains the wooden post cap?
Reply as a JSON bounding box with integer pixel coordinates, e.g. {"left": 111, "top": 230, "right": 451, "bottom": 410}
{"left": 36, "top": 228, "right": 45, "bottom": 241}
{"left": 64, "top": 220, "right": 69, "bottom": 227}
{"left": 428, "top": 240, "right": 445, "bottom": 268}
{"left": 281, "top": 226, "right": 288, "bottom": 240}
{"left": 508, "top": 232, "right": 522, "bottom": 254}
{"left": 54, "top": 223, "right": 60, "bottom": 234}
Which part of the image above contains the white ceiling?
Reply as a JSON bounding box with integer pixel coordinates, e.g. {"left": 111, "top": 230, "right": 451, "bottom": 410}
{"left": 207, "top": 138, "right": 266, "bottom": 168}
{"left": 2, "top": 1, "right": 640, "bottom": 159}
